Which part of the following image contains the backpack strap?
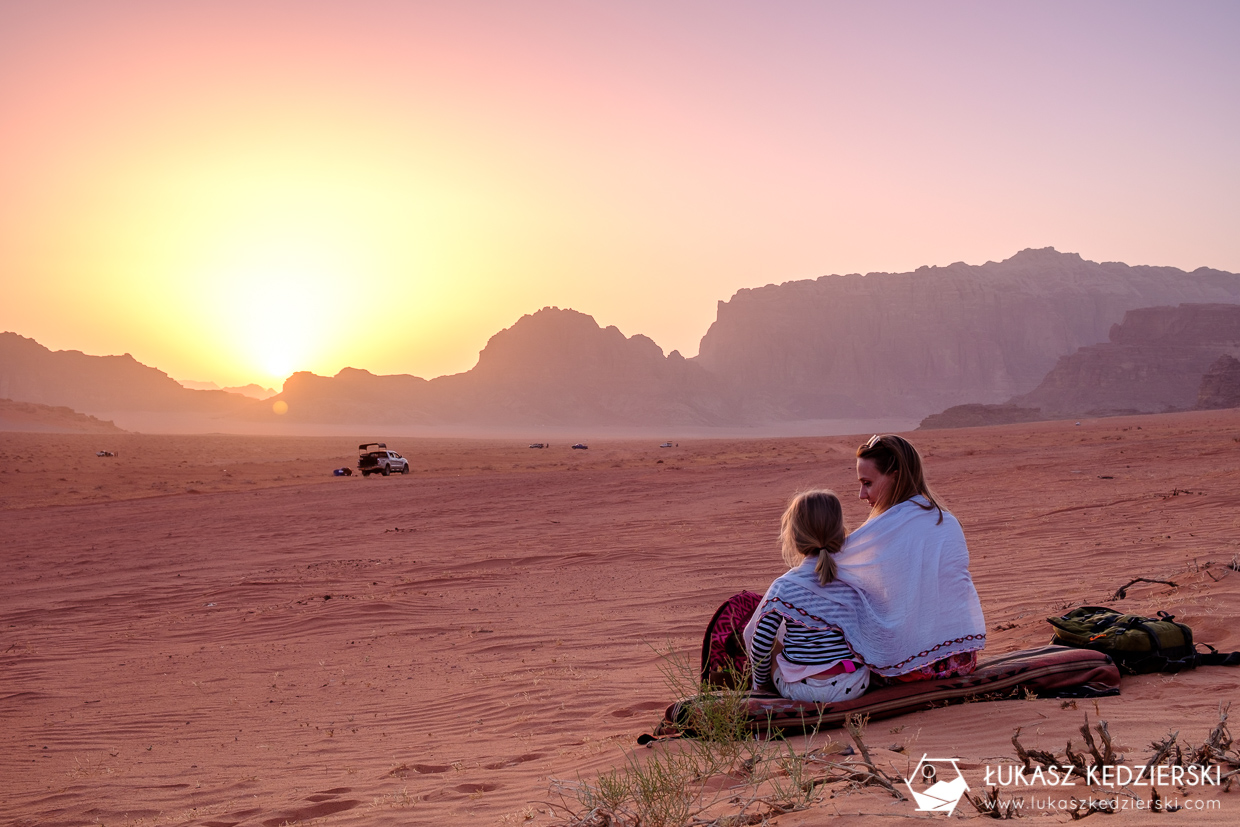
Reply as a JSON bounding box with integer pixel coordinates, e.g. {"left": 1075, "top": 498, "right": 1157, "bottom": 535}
{"left": 1116, "top": 616, "right": 1172, "bottom": 654}
{"left": 1194, "top": 643, "right": 1240, "bottom": 667}
{"left": 1115, "top": 616, "right": 1197, "bottom": 673}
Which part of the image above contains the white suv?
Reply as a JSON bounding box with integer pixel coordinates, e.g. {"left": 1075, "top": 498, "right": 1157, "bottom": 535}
{"left": 357, "top": 443, "right": 410, "bottom": 477}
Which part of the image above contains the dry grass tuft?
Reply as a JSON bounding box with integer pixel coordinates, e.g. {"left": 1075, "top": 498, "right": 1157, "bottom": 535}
{"left": 546, "top": 652, "right": 902, "bottom": 827}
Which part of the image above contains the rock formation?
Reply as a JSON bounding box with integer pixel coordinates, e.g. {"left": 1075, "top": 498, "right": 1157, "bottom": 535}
{"left": 695, "top": 248, "right": 1240, "bottom": 420}
{"left": 1010, "top": 304, "right": 1240, "bottom": 417}
{"left": 270, "top": 308, "right": 729, "bottom": 426}
{"left": 274, "top": 367, "right": 435, "bottom": 425}
{"left": 0, "top": 398, "right": 126, "bottom": 433}
{"left": 917, "top": 404, "right": 1044, "bottom": 430}
{"left": 1196, "top": 354, "right": 1240, "bottom": 410}
{"left": 434, "top": 307, "right": 728, "bottom": 425}
{"left": 0, "top": 332, "right": 259, "bottom": 415}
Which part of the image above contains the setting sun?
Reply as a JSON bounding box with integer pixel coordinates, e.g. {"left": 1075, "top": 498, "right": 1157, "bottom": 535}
{"left": 196, "top": 224, "right": 368, "bottom": 384}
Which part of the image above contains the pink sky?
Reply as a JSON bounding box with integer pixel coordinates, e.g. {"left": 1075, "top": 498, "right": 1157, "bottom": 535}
{"left": 2, "top": 1, "right": 1237, "bottom": 387}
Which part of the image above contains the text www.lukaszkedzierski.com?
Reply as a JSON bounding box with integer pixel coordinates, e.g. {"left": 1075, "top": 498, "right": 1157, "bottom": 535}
{"left": 978, "top": 795, "right": 1221, "bottom": 814}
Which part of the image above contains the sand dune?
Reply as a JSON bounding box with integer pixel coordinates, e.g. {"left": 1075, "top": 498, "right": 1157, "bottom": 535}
{"left": 3, "top": 411, "right": 1239, "bottom": 824}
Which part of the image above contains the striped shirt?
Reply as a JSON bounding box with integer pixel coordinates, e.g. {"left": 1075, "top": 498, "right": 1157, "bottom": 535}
{"left": 750, "top": 605, "right": 853, "bottom": 689}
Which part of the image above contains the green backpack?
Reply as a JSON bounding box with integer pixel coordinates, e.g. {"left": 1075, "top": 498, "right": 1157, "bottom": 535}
{"left": 1048, "top": 606, "right": 1239, "bottom": 674}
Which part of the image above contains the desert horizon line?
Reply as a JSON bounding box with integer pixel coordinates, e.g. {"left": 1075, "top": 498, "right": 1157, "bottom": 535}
{"left": 12, "top": 245, "right": 1236, "bottom": 392}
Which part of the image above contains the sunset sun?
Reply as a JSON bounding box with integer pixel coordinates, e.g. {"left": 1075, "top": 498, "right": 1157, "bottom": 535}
{"left": 213, "top": 241, "right": 352, "bottom": 383}
{"left": 105, "top": 140, "right": 429, "bottom": 386}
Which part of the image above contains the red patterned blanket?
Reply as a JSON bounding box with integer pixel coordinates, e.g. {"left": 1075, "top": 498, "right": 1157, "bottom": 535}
{"left": 651, "top": 645, "right": 1120, "bottom": 739}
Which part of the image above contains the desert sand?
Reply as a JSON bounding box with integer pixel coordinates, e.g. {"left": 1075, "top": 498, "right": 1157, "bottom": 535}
{"left": 3, "top": 411, "right": 1239, "bottom": 825}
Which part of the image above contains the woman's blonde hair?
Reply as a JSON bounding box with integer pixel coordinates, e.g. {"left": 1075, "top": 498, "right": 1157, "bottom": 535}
{"left": 856, "top": 434, "right": 943, "bottom": 523}
{"left": 780, "top": 490, "right": 846, "bottom": 585}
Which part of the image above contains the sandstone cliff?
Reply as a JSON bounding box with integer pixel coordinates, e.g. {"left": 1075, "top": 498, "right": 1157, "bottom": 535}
{"left": 695, "top": 248, "right": 1240, "bottom": 420}
{"left": 1010, "top": 304, "right": 1240, "bottom": 416}
{"left": 1196, "top": 354, "right": 1240, "bottom": 410}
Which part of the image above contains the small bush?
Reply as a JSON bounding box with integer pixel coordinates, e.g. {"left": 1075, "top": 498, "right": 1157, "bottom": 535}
{"left": 549, "top": 646, "right": 896, "bottom": 827}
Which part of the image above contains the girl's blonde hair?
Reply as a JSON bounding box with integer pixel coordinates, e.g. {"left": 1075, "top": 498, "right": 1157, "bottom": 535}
{"left": 780, "top": 489, "right": 846, "bottom": 585}
{"left": 856, "top": 434, "right": 944, "bottom": 523}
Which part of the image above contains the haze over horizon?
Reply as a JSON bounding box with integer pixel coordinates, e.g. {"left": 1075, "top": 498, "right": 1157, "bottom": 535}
{"left": 3, "top": 1, "right": 1238, "bottom": 390}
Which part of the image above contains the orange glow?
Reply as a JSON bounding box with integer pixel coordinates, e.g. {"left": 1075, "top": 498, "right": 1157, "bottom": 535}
{"left": 1, "top": 4, "right": 1237, "bottom": 388}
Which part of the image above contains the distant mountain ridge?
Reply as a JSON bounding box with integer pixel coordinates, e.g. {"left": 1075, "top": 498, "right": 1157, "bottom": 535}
{"left": 269, "top": 307, "right": 728, "bottom": 426}
{"left": 0, "top": 332, "right": 259, "bottom": 416}
{"left": 5, "top": 248, "right": 1240, "bottom": 432}
{"left": 179, "top": 379, "right": 277, "bottom": 399}
{"left": 250, "top": 249, "right": 1240, "bottom": 427}
{"left": 696, "top": 247, "right": 1240, "bottom": 419}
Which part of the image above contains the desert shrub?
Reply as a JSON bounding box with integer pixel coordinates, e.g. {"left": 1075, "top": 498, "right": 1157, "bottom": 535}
{"left": 549, "top": 646, "right": 832, "bottom": 827}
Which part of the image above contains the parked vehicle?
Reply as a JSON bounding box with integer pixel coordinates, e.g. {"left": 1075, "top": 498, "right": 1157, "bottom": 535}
{"left": 357, "top": 443, "right": 410, "bottom": 476}
{"left": 571, "top": 443, "right": 588, "bottom": 450}
{"left": 659, "top": 442, "right": 673, "bottom": 448}
{"left": 529, "top": 443, "right": 546, "bottom": 449}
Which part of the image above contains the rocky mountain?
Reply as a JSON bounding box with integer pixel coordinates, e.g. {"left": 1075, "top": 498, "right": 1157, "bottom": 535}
{"left": 433, "top": 307, "right": 728, "bottom": 425}
{"left": 269, "top": 308, "right": 729, "bottom": 426}
{"left": 9, "top": 249, "right": 1240, "bottom": 433}
{"left": 0, "top": 398, "right": 126, "bottom": 433}
{"left": 1197, "top": 355, "right": 1240, "bottom": 410}
{"left": 273, "top": 368, "right": 434, "bottom": 425}
{"left": 1008, "top": 304, "right": 1240, "bottom": 417}
{"left": 696, "top": 248, "right": 1240, "bottom": 420}
{"left": 0, "top": 332, "right": 258, "bottom": 415}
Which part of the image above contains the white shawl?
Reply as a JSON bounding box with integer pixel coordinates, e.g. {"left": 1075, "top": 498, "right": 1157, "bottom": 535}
{"left": 744, "top": 497, "right": 986, "bottom": 676}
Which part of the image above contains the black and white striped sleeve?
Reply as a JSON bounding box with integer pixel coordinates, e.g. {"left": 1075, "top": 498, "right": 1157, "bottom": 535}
{"left": 749, "top": 610, "right": 783, "bottom": 689}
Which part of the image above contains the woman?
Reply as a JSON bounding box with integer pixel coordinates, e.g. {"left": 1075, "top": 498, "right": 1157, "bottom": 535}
{"left": 746, "top": 434, "right": 985, "bottom": 690}
{"left": 850, "top": 434, "right": 985, "bottom": 680}
{"left": 747, "top": 490, "right": 870, "bottom": 703}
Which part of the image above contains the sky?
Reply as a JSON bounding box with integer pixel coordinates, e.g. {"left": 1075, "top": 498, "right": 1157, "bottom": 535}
{"left": 2, "top": 1, "right": 1238, "bottom": 388}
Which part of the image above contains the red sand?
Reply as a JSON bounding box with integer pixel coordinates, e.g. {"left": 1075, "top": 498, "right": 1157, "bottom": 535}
{"left": 3, "top": 411, "right": 1239, "bottom": 825}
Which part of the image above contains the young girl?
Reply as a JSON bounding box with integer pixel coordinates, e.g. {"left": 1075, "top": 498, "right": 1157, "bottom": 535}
{"left": 747, "top": 490, "right": 870, "bottom": 703}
